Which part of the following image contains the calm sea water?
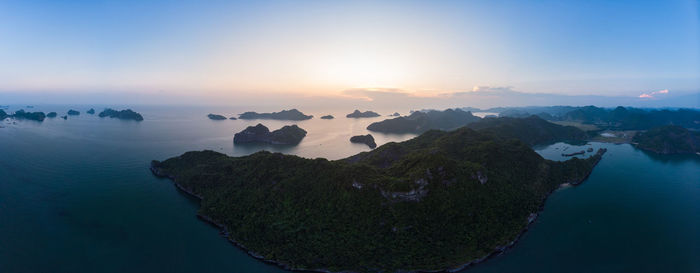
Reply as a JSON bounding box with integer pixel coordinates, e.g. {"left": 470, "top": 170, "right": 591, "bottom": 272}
{"left": 0, "top": 105, "right": 698, "bottom": 272}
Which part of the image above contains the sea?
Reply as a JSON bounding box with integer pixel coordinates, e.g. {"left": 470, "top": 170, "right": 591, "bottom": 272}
{"left": 0, "top": 105, "right": 698, "bottom": 273}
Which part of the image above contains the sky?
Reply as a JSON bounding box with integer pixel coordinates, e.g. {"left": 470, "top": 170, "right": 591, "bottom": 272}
{"left": 0, "top": 0, "right": 698, "bottom": 107}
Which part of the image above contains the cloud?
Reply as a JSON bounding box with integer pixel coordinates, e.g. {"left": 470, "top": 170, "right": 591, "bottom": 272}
{"left": 638, "top": 89, "right": 669, "bottom": 99}
{"left": 341, "top": 88, "right": 413, "bottom": 101}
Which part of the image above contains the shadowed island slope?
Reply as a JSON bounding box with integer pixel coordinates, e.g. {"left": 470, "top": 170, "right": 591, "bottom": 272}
{"left": 632, "top": 125, "right": 700, "bottom": 154}
{"left": 151, "top": 126, "right": 606, "bottom": 273}
{"left": 367, "top": 109, "right": 481, "bottom": 134}
{"left": 238, "top": 109, "right": 313, "bottom": 120}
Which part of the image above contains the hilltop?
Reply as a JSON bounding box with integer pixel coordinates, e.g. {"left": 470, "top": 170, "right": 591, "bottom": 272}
{"left": 151, "top": 126, "right": 606, "bottom": 273}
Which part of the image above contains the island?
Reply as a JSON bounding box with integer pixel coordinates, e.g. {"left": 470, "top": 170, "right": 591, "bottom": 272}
{"left": 346, "top": 109, "right": 380, "bottom": 118}
{"left": 61, "top": 115, "right": 67, "bottom": 120}
{"left": 207, "top": 114, "right": 227, "bottom": 120}
{"left": 367, "top": 109, "right": 480, "bottom": 134}
{"left": 320, "top": 115, "right": 334, "bottom": 119}
{"left": 229, "top": 117, "right": 237, "bottom": 120}
{"left": 390, "top": 112, "right": 400, "bottom": 116}
{"left": 87, "top": 108, "right": 95, "bottom": 114}
{"left": 151, "top": 126, "right": 606, "bottom": 273}
{"left": 466, "top": 116, "right": 588, "bottom": 146}
{"left": 47, "top": 112, "right": 58, "bottom": 118}
{"left": 238, "top": 109, "right": 312, "bottom": 120}
{"left": 67, "top": 109, "right": 80, "bottom": 115}
{"left": 98, "top": 108, "right": 144, "bottom": 121}
{"left": 11, "top": 110, "right": 46, "bottom": 121}
{"left": 233, "top": 123, "right": 307, "bottom": 145}
{"left": 632, "top": 125, "right": 699, "bottom": 154}
{"left": 350, "top": 134, "right": 377, "bottom": 148}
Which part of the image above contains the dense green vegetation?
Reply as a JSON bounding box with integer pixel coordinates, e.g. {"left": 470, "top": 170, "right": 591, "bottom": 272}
{"left": 632, "top": 125, "right": 700, "bottom": 154}
{"left": 11, "top": 110, "right": 46, "bottom": 121}
{"left": 494, "top": 106, "right": 700, "bottom": 130}
{"left": 467, "top": 116, "right": 588, "bottom": 146}
{"left": 239, "top": 109, "right": 313, "bottom": 120}
{"left": 152, "top": 127, "right": 605, "bottom": 272}
{"left": 233, "top": 123, "right": 307, "bottom": 145}
{"left": 207, "top": 114, "right": 227, "bottom": 120}
{"left": 346, "top": 110, "right": 380, "bottom": 118}
{"left": 367, "top": 109, "right": 480, "bottom": 134}
{"left": 98, "top": 108, "right": 144, "bottom": 121}
{"left": 350, "top": 134, "right": 377, "bottom": 148}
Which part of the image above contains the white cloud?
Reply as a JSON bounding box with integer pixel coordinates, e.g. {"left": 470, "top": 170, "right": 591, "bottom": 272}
{"left": 638, "top": 89, "right": 669, "bottom": 99}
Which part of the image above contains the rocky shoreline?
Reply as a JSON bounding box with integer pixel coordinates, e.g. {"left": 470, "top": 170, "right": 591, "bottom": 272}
{"left": 149, "top": 148, "right": 607, "bottom": 273}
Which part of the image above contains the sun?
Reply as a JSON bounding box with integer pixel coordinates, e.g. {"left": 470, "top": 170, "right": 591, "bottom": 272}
{"left": 311, "top": 48, "right": 411, "bottom": 89}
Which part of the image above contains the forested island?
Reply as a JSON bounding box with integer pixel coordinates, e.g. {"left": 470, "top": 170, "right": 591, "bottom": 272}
{"left": 151, "top": 125, "right": 606, "bottom": 273}
{"left": 238, "top": 109, "right": 313, "bottom": 120}
{"left": 233, "top": 124, "right": 307, "bottom": 145}
{"left": 87, "top": 108, "right": 95, "bottom": 114}
{"left": 350, "top": 134, "right": 377, "bottom": 148}
{"left": 47, "top": 112, "right": 57, "bottom": 118}
{"left": 367, "top": 109, "right": 480, "bottom": 134}
{"left": 320, "top": 115, "right": 334, "bottom": 119}
{"left": 346, "top": 110, "right": 380, "bottom": 118}
{"left": 11, "top": 110, "right": 46, "bottom": 121}
{"left": 632, "top": 125, "right": 699, "bottom": 154}
{"left": 67, "top": 109, "right": 80, "bottom": 115}
{"left": 207, "top": 114, "right": 227, "bottom": 120}
{"left": 98, "top": 108, "right": 144, "bottom": 121}
{"left": 466, "top": 116, "right": 587, "bottom": 146}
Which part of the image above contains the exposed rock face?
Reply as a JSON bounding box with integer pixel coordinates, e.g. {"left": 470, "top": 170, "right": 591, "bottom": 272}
{"left": 98, "top": 108, "right": 144, "bottom": 121}
{"left": 346, "top": 110, "right": 380, "bottom": 118}
{"left": 207, "top": 114, "right": 227, "bottom": 120}
{"left": 320, "top": 115, "right": 334, "bottom": 119}
{"left": 238, "top": 109, "right": 313, "bottom": 120}
{"left": 87, "top": 108, "right": 95, "bottom": 114}
{"left": 234, "top": 123, "right": 307, "bottom": 145}
{"left": 67, "top": 109, "right": 80, "bottom": 115}
{"left": 350, "top": 134, "right": 377, "bottom": 148}
{"left": 472, "top": 171, "right": 488, "bottom": 184}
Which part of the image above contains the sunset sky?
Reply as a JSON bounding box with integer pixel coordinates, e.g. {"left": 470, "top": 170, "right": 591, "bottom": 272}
{"left": 0, "top": 0, "right": 698, "bottom": 107}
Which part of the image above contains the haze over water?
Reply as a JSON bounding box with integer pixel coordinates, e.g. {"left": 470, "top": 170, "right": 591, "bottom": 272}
{"left": 0, "top": 105, "right": 698, "bottom": 272}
